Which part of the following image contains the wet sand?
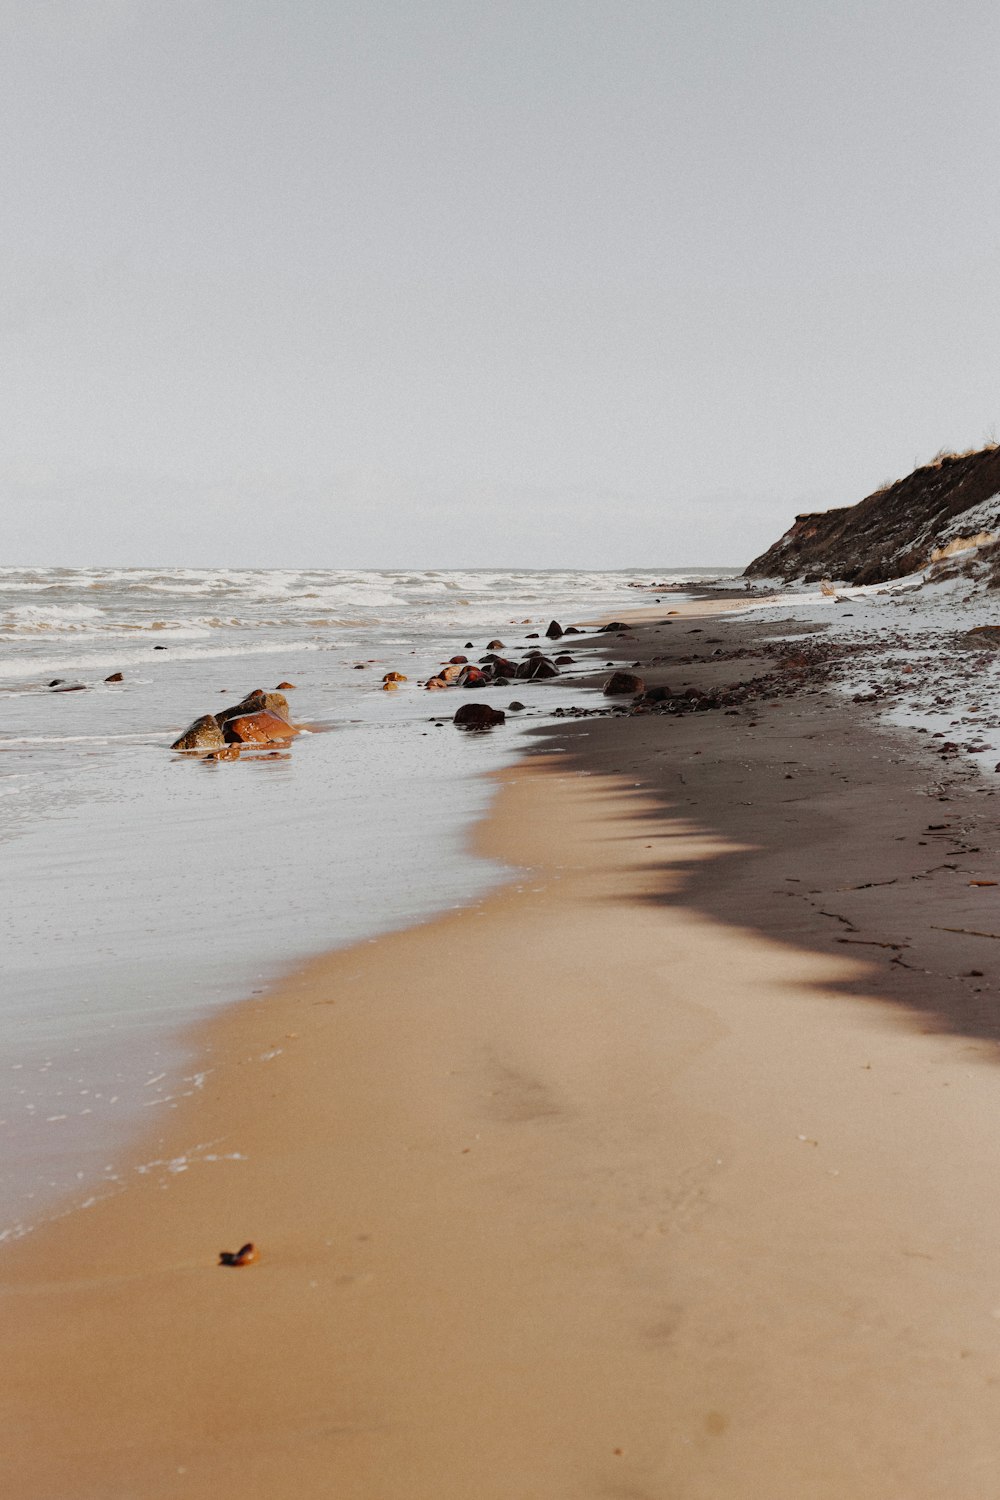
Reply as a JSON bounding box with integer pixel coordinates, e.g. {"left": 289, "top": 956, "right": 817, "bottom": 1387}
{"left": 5, "top": 603, "right": 1000, "bottom": 1498}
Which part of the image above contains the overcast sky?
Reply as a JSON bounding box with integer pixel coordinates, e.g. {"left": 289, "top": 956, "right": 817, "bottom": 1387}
{"left": 2, "top": 0, "right": 998, "bottom": 568}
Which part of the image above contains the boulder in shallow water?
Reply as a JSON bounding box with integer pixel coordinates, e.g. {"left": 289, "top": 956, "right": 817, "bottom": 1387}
{"left": 104, "top": 672, "right": 124, "bottom": 683}
{"left": 454, "top": 702, "right": 505, "bottom": 729}
{"left": 545, "top": 619, "right": 564, "bottom": 639}
{"left": 603, "top": 671, "right": 645, "bottom": 696}
{"left": 382, "top": 671, "right": 407, "bottom": 682}
{"left": 223, "top": 710, "right": 298, "bottom": 745}
{"left": 486, "top": 639, "right": 505, "bottom": 650}
{"left": 216, "top": 689, "right": 292, "bottom": 728}
{"left": 172, "top": 715, "right": 227, "bottom": 751}
{"left": 515, "top": 655, "right": 559, "bottom": 681}
{"left": 275, "top": 680, "right": 296, "bottom": 690}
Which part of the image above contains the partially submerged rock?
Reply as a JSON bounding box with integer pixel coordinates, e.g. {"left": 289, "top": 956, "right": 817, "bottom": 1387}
{"left": 216, "top": 689, "right": 292, "bottom": 728}
{"left": 223, "top": 710, "right": 297, "bottom": 745}
{"left": 172, "top": 715, "right": 227, "bottom": 752}
{"left": 454, "top": 702, "right": 505, "bottom": 729}
{"left": 515, "top": 655, "right": 559, "bottom": 681}
{"left": 545, "top": 619, "right": 564, "bottom": 639}
{"left": 104, "top": 672, "right": 124, "bottom": 683}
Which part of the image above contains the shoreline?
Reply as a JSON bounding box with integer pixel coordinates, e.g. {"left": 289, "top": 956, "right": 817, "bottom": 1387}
{"left": 7, "top": 600, "right": 1000, "bottom": 1495}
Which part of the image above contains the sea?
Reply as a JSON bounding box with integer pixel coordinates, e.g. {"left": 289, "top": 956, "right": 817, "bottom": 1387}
{"left": 0, "top": 566, "right": 732, "bottom": 1239}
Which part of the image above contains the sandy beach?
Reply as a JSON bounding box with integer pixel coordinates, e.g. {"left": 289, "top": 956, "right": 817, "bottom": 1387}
{"left": 6, "top": 600, "right": 1000, "bottom": 1498}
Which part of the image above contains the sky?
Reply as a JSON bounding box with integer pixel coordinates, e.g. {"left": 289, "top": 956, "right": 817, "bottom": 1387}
{"left": 2, "top": 0, "right": 998, "bottom": 568}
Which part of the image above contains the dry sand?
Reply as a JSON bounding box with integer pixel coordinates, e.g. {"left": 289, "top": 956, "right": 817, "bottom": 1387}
{"left": 5, "top": 604, "right": 1000, "bottom": 1498}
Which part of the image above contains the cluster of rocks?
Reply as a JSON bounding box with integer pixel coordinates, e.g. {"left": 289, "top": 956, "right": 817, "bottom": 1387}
{"left": 48, "top": 671, "right": 125, "bottom": 693}
{"left": 171, "top": 687, "right": 298, "bottom": 757}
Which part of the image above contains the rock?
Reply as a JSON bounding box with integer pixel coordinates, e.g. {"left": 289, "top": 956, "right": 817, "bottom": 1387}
{"left": 448, "top": 655, "right": 468, "bottom": 665}
{"left": 454, "top": 702, "right": 505, "bottom": 729}
{"left": 219, "top": 1243, "right": 260, "bottom": 1268}
{"left": 545, "top": 619, "right": 564, "bottom": 639}
{"left": 480, "top": 654, "right": 518, "bottom": 676}
{"left": 223, "top": 710, "right": 298, "bottom": 745}
{"left": 958, "top": 626, "right": 1000, "bottom": 651}
{"left": 50, "top": 683, "right": 87, "bottom": 693}
{"left": 603, "top": 671, "right": 645, "bottom": 696}
{"left": 48, "top": 679, "right": 64, "bottom": 687}
{"left": 487, "top": 639, "right": 506, "bottom": 650}
{"left": 382, "top": 680, "right": 400, "bottom": 691}
{"left": 554, "top": 654, "right": 574, "bottom": 664}
{"left": 172, "top": 715, "right": 227, "bottom": 751}
{"left": 207, "top": 744, "right": 242, "bottom": 761}
{"left": 508, "top": 701, "right": 526, "bottom": 711}
{"left": 153, "top": 645, "right": 167, "bottom": 650}
{"left": 353, "top": 663, "right": 366, "bottom": 669}
{"left": 459, "top": 667, "right": 486, "bottom": 687}
{"left": 382, "top": 671, "right": 407, "bottom": 682}
{"left": 600, "top": 621, "right": 627, "bottom": 633}
{"left": 440, "top": 663, "right": 465, "bottom": 684}
{"left": 425, "top": 677, "right": 448, "bottom": 690}
{"left": 217, "top": 689, "right": 292, "bottom": 728}
{"left": 515, "top": 655, "right": 559, "bottom": 680}
{"left": 525, "top": 632, "right": 540, "bottom": 639}
{"left": 104, "top": 672, "right": 124, "bottom": 683}
{"left": 464, "top": 642, "right": 474, "bottom": 649}
{"left": 275, "top": 681, "right": 296, "bottom": 690}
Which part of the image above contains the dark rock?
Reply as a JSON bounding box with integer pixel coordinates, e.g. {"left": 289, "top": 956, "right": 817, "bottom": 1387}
{"left": 50, "top": 683, "right": 87, "bottom": 693}
{"left": 603, "top": 671, "right": 645, "bottom": 696}
{"left": 554, "top": 654, "right": 574, "bottom": 665}
{"left": 515, "top": 656, "right": 559, "bottom": 680}
{"left": 487, "top": 639, "right": 506, "bottom": 650}
{"left": 464, "top": 642, "right": 474, "bottom": 649}
{"left": 545, "top": 620, "right": 564, "bottom": 640}
{"left": 600, "top": 622, "right": 627, "bottom": 633}
{"left": 153, "top": 645, "right": 167, "bottom": 650}
{"left": 508, "top": 701, "right": 526, "bottom": 711}
{"left": 525, "top": 632, "right": 539, "bottom": 639}
{"left": 564, "top": 626, "right": 582, "bottom": 634}
{"left": 104, "top": 672, "right": 124, "bottom": 683}
{"left": 48, "top": 679, "right": 64, "bottom": 687}
{"left": 459, "top": 667, "right": 486, "bottom": 687}
{"left": 449, "top": 655, "right": 468, "bottom": 665}
{"left": 172, "top": 715, "right": 227, "bottom": 752}
{"left": 454, "top": 702, "right": 505, "bottom": 729}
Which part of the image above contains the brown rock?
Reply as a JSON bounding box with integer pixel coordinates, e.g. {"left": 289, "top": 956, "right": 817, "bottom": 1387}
{"left": 104, "top": 672, "right": 124, "bottom": 683}
{"left": 486, "top": 639, "right": 505, "bottom": 650}
{"left": 440, "top": 663, "right": 464, "bottom": 684}
{"left": 216, "top": 689, "right": 293, "bottom": 728}
{"left": 425, "top": 677, "right": 448, "bottom": 690}
{"left": 603, "top": 671, "right": 645, "bottom": 696}
{"left": 275, "top": 681, "right": 296, "bottom": 690}
{"left": 554, "top": 654, "right": 574, "bottom": 665}
{"left": 448, "top": 655, "right": 468, "bottom": 665}
{"left": 382, "top": 672, "right": 407, "bottom": 682}
{"left": 454, "top": 702, "right": 505, "bottom": 729}
{"left": 545, "top": 619, "right": 564, "bottom": 640}
{"left": 223, "top": 711, "right": 298, "bottom": 745}
{"left": 171, "top": 715, "right": 227, "bottom": 752}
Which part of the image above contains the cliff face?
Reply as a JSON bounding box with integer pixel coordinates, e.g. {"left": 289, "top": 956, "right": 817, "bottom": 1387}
{"left": 745, "top": 446, "right": 1000, "bottom": 585}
